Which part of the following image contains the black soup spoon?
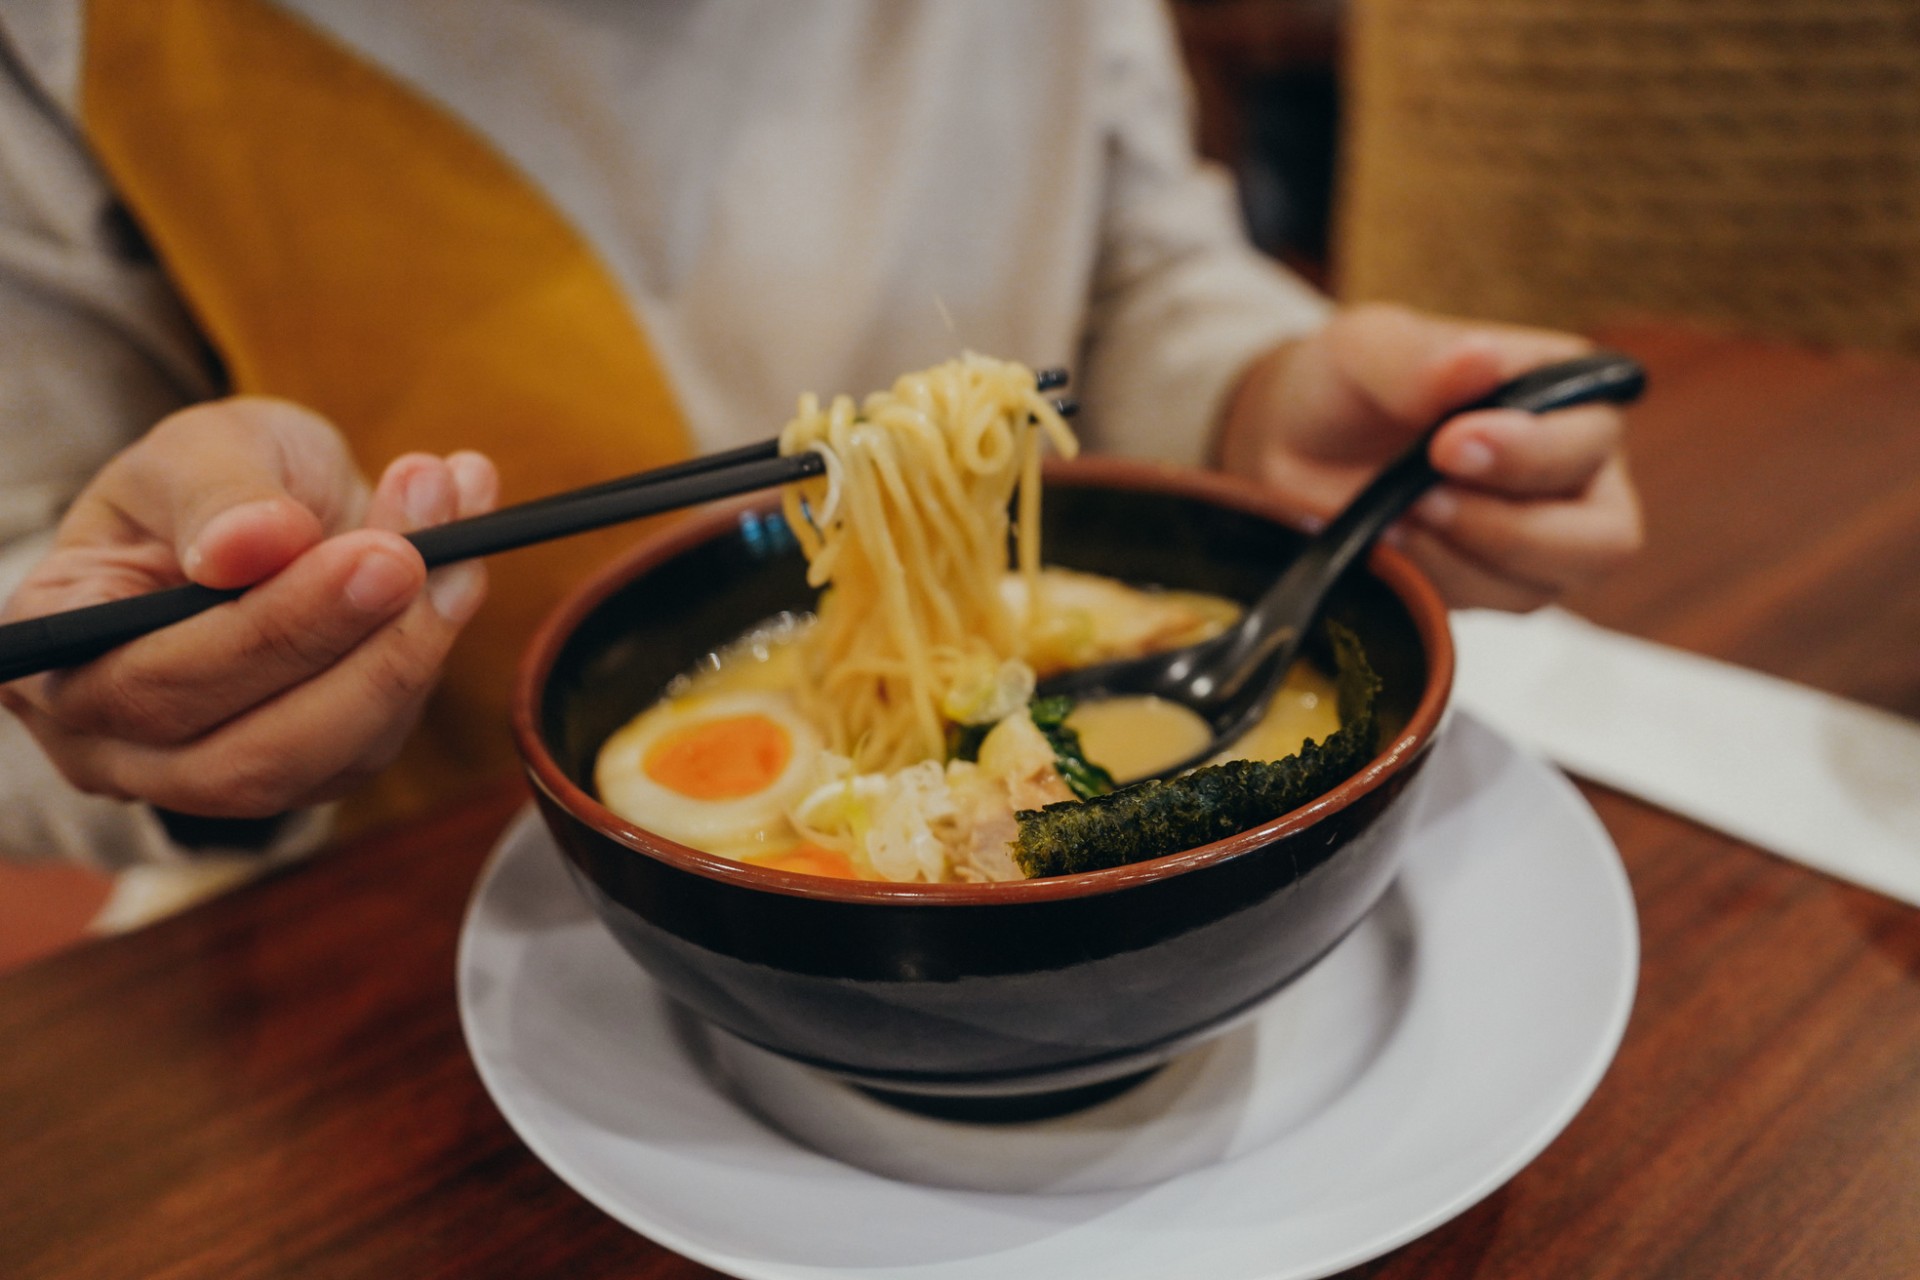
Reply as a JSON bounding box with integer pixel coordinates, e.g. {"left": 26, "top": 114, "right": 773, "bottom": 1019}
{"left": 1035, "top": 351, "right": 1647, "bottom": 779}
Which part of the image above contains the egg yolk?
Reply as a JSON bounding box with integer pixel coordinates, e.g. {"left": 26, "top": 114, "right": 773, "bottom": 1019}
{"left": 750, "top": 844, "right": 859, "bottom": 879}
{"left": 643, "top": 713, "right": 792, "bottom": 800}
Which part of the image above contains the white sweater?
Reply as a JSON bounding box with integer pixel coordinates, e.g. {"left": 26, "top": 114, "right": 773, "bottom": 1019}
{"left": 0, "top": 0, "right": 1328, "bottom": 867}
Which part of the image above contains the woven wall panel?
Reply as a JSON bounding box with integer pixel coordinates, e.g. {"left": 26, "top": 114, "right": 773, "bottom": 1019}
{"left": 1337, "top": 1, "right": 1920, "bottom": 351}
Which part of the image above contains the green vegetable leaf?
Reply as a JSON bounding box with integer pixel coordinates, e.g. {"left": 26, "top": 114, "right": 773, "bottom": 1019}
{"left": 1030, "top": 699, "right": 1115, "bottom": 799}
{"left": 947, "top": 720, "right": 992, "bottom": 764}
{"left": 1027, "top": 695, "right": 1075, "bottom": 730}
{"left": 947, "top": 693, "right": 1117, "bottom": 799}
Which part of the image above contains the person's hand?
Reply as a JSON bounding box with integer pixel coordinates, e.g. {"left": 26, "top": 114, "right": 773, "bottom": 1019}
{"left": 1217, "top": 303, "right": 1642, "bottom": 610}
{"left": 0, "top": 397, "right": 498, "bottom": 817}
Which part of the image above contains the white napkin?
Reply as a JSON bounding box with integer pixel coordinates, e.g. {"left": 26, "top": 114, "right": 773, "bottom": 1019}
{"left": 1450, "top": 606, "right": 1920, "bottom": 908}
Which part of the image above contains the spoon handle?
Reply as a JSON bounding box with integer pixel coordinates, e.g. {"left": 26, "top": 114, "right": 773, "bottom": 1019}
{"left": 1215, "top": 350, "right": 1647, "bottom": 701}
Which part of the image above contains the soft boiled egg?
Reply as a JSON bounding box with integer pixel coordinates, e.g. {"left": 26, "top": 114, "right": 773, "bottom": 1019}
{"left": 595, "top": 691, "right": 822, "bottom": 853}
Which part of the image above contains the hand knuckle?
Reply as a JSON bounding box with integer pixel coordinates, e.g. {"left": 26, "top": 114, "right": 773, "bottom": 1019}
{"left": 249, "top": 611, "right": 344, "bottom": 673}
{"left": 73, "top": 662, "right": 189, "bottom": 744}
{"left": 214, "top": 746, "right": 308, "bottom": 817}
{"left": 30, "top": 736, "right": 132, "bottom": 801}
{"left": 362, "top": 638, "right": 438, "bottom": 707}
{"left": 50, "top": 754, "right": 106, "bottom": 797}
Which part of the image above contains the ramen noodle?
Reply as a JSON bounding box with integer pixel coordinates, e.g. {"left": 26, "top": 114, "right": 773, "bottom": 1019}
{"left": 778, "top": 353, "right": 1075, "bottom": 771}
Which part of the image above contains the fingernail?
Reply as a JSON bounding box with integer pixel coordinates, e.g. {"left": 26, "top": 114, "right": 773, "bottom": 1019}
{"left": 428, "top": 562, "right": 486, "bottom": 624}
{"left": 1450, "top": 439, "right": 1495, "bottom": 477}
{"left": 185, "top": 499, "right": 280, "bottom": 579}
{"left": 403, "top": 464, "right": 453, "bottom": 531}
{"left": 345, "top": 547, "right": 417, "bottom": 612}
{"left": 1416, "top": 490, "right": 1458, "bottom": 528}
{"left": 447, "top": 452, "right": 498, "bottom": 514}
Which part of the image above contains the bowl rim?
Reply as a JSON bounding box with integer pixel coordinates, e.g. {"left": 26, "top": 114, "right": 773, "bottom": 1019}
{"left": 513, "top": 454, "right": 1454, "bottom": 905}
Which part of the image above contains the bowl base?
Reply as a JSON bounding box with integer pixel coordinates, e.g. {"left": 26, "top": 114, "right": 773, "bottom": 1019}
{"left": 692, "top": 882, "right": 1411, "bottom": 1194}
{"left": 855, "top": 1067, "right": 1163, "bottom": 1124}
{"left": 702, "top": 1020, "right": 1242, "bottom": 1193}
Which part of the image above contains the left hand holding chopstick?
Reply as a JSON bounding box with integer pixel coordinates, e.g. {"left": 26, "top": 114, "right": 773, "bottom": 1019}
{"left": 0, "top": 397, "right": 497, "bottom": 818}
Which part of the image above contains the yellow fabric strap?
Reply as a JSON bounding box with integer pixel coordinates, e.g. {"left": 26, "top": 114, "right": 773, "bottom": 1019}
{"left": 82, "top": 0, "right": 693, "bottom": 827}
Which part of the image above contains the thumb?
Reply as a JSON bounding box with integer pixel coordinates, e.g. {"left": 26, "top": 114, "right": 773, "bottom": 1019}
{"left": 1331, "top": 304, "right": 1599, "bottom": 429}
{"left": 1327, "top": 304, "right": 1513, "bottom": 428}
{"left": 87, "top": 398, "right": 366, "bottom": 591}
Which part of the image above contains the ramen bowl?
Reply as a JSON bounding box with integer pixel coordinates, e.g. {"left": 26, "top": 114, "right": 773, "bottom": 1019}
{"left": 513, "top": 456, "right": 1452, "bottom": 1113}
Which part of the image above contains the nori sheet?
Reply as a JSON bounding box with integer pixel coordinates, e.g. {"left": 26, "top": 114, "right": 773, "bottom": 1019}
{"left": 1010, "top": 621, "right": 1382, "bottom": 879}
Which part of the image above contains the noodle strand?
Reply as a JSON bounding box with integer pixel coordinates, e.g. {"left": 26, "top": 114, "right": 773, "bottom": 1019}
{"left": 779, "top": 354, "right": 1078, "bottom": 769}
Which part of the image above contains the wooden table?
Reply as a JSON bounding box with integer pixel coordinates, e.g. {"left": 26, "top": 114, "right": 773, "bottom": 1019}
{"left": 4, "top": 325, "right": 1918, "bottom": 1279}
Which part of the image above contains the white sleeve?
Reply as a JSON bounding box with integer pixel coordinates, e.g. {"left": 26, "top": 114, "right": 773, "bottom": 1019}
{"left": 0, "top": 28, "right": 330, "bottom": 868}
{"left": 1075, "top": 0, "right": 1331, "bottom": 468}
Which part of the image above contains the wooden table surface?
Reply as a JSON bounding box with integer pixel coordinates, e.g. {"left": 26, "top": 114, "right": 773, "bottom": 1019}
{"left": 4, "top": 324, "right": 1918, "bottom": 1280}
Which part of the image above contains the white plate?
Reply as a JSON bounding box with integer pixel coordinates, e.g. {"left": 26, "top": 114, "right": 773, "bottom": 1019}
{"left": 458, "top": 712, "right": 1637, "bottom": 1279}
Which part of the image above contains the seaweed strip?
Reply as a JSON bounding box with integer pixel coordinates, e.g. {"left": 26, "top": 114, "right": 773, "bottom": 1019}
{"left": 1010, "top": 621, "right": 1382, "bottom": 879}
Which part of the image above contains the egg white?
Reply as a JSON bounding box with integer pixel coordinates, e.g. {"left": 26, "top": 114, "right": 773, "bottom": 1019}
{"left": 594, "top": 691, "right": 823, "bottom": 852}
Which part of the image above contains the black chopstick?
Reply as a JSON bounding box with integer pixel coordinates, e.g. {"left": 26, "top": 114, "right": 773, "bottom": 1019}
{"left": 476, "top": 370, "right": 1072, "bottom": 520}
{"left": 0, "top": 448, "right": 827, "bottom": 684}
{"left": 0, "top": 375, "right": 1075, "bottom": 684}
{"left": 508, "top": 370, "right": 1072, "bottom": 515}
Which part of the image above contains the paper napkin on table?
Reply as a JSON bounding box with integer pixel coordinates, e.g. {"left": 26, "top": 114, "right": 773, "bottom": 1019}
{"left": 1450, "top": 606, "right": 1920, "bottom": 909}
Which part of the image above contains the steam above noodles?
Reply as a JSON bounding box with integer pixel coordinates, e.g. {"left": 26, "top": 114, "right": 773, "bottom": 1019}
{"left": 778, "top": 354, "right": 1078, "bottom": 771}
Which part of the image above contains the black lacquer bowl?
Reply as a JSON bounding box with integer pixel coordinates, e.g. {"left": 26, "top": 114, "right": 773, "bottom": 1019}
{"left": 513, "top": 457, "right": 1453, "bottom": 1108}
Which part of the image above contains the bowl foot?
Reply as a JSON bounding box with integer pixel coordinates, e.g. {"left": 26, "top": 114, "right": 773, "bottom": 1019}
{"left": 855, "top": 1067, "right": 1163, "bottom": 1124}
{"left": 702, "top": 1021, "right": 1274, "bottom": 1192}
